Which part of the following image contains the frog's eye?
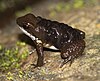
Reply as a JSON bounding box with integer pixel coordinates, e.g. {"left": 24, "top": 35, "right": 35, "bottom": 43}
{"left": 22, "top": 22, "right": 30, "bottom": 29}
{"left": 80, "top": 31, "right": 85, "bottom": 39}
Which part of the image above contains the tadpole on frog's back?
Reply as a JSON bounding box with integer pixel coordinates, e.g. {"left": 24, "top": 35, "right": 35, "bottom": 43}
{"left": 16, "top": 13, "right": 85, "bottom": 68}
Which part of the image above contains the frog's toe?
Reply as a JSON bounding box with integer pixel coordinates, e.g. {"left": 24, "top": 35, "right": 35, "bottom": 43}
{"left": 60, "top": 59, "right": 68, "bottom": 68}
{"left": 60, "top": 56, "right": 74, "bottom": 68}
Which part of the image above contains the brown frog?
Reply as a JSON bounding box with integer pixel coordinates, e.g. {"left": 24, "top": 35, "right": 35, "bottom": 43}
{"left": 16, "top": 13, "right": 85, "bottom": 67}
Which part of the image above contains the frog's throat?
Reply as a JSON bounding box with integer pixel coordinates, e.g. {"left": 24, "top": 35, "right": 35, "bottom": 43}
{"left": 19, "top": 27, "right": 36, "bottom": 40}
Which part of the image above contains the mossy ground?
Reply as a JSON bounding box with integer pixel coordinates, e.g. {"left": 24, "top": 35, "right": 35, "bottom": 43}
{"left": 0, "top": 42, "right": 29, "bottom": 72}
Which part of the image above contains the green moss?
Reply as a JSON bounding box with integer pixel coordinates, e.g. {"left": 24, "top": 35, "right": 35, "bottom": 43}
{"left": 65, "top": 4, "right": 71, "bottom": 12}
{"left": 18, "top": 70, "right": 24, "bottom": 78}
{"left": 16, "top": 41, "right": 26, "bottom": 46}
{"left": 0, "top": 42, "right": 29, "bottom": 72}
{"left": 0, "top": 44, "right": 3, "bottom": 51}
{"left": 49, "top": 10, "right": 57, "bottom": 17}
{"left": 6, "top": 72, "right": 14, "bottom": 80}
{"left": 56, "top": 3, "right": 63, "bottom": 12}
{"left": 73, "top": 0, "right": 84, "bottom": 8}
{"left": 49, "top": 0, "right": 98, "bottom": 14}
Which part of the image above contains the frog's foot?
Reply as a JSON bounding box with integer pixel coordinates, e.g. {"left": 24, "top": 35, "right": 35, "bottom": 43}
{"left": 31, "top": 60, "right": 44, "bottom": 68}
{"left": 60, "top": 56, "right": 74, "bottom": 68}
{"left": 60, "top": 59, "right": 68, "bottom": 68}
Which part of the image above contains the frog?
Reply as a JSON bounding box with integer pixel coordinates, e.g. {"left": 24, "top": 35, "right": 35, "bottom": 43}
{"left": 16, "top": 13, "right": 85, "bottom": 67}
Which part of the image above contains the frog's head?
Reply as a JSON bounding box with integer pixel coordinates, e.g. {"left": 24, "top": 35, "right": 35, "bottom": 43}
{"left": 16, "top": 13, "right": 37, "bottom": 29}
{"left": 75, "top": 29, "right": 85, "bottom": 39}
{"left": 16, "top": 13, "right": 38, "bottom": 40}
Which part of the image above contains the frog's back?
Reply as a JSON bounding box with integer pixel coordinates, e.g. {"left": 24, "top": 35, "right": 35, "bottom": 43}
{"left": 36, "top": 16, "right": 85, "bottom": 49}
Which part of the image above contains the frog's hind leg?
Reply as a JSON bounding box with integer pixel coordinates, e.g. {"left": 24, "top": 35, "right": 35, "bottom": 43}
{"left": 60, "top": 40, "right": 85, "bottom": 68}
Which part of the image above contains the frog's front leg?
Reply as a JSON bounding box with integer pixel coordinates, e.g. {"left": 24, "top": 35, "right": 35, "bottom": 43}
{"left": 60, "top": 40, "right": 85, "bottom": 67}
{"left": 36, "top": 43, "right": 44, "bottom": 67}
{"left": 33, "top": 40, "right": 44, "bottom": 67}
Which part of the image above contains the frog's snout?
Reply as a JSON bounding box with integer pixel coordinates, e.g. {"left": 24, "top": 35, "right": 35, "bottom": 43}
{"left": 75, "top": 29, "right": 85, "bottom": 39}
{"left": 16, "top": 17, "right": 22, "bottom": 26}
{"left": 16, "top": 17, "right": 28, "bottom": 29}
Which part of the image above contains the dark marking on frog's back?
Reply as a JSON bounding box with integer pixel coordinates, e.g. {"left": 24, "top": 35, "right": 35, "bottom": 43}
{"left": 16, "top": 13, "right": 85, "bottom": 67}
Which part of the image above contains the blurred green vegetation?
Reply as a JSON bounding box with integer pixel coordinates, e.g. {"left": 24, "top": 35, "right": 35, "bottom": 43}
{"left": 0, "top": 42, "right": 29, "bottom": 72}
{"left": 0, "top": 0, "right": 99, "bottom": 13}
{"left": 0, "top": 0, "right": 99, "bottom": 18}
{"left": 0, "top": 0, "right": 21, "bottom": 12}
{"left": 0, "top": 0, "right": 34, "bottom": 14}
{"left": 15, "top": 6, "right": 32, "bottom": 17}
{"left": 49, "top": 0, "right": 99, "bottom": 17}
